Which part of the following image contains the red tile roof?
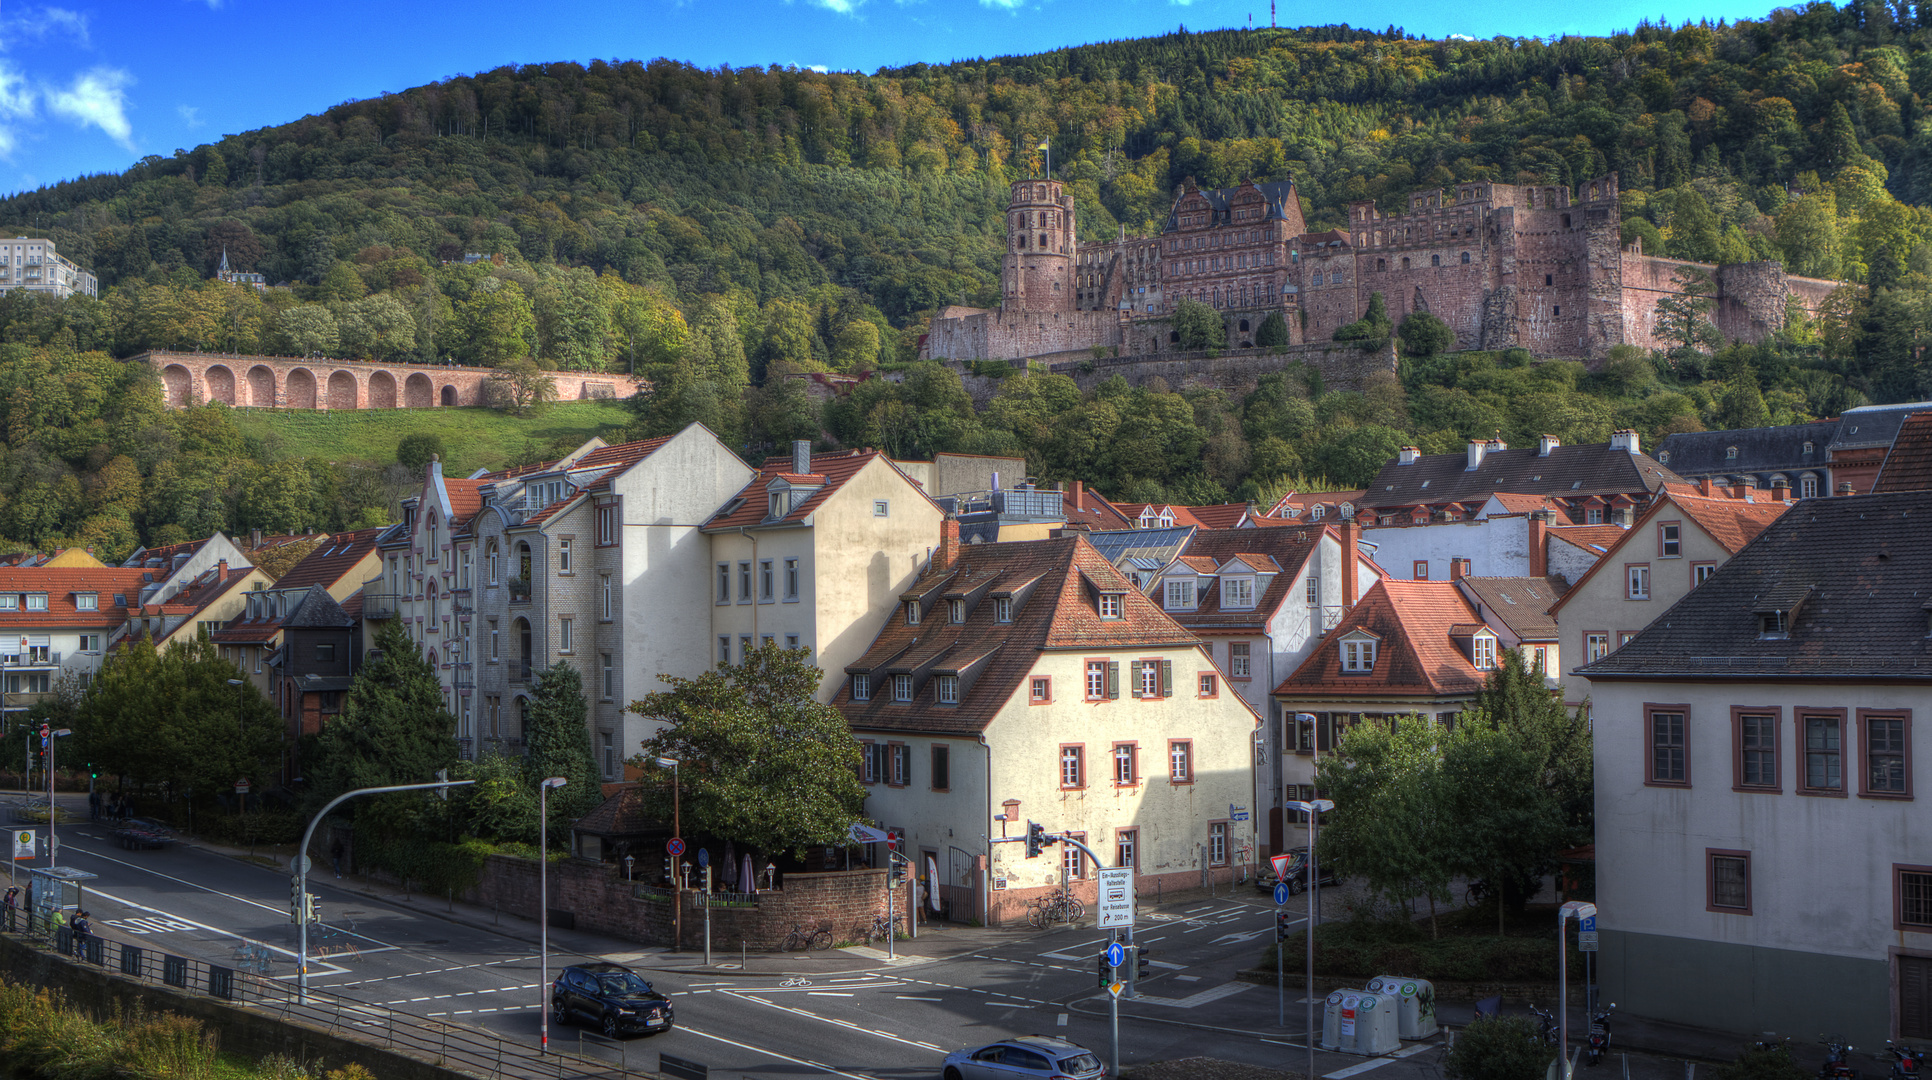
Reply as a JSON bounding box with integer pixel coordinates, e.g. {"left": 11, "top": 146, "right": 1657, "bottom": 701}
{"left": 0, "top": 568, "right": 149, "bottom": 629}
{"left": 1274, "top": 579, "right": 1490, "bottom": 698}
{"left": 1063, "top": 489, "right": 1135, "bottom": 531}
{"left": 1163, "top": 527, "right": 1323, "bottom": 632}
{"left": 274, "top": 528, "right": 386, "bottom": 592}
{"left": 1186, "top": 504, "right": 1252, "bottom": 530}
{"left": 1116, "top": 504, "right": 1209, "bottom": 529}
{"left": 1485, "top": 492, "right": 1565, "bottom": 515}
{"left": 836, "top": 536, "right": 1201, "bottom": 735}
{"left": 443, "top": 480, "right": 487, "bottom": 526}
{"left": 706, "top": 450, "right": 920, "bottom": 531}
{"left": 1546, "top": 525, "right": 1629, "bottom": 554}
{"left": 1874, "top": 412, "right": 1932, "bottom": 493}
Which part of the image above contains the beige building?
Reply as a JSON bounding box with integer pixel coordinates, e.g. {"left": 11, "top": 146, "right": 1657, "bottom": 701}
{"left": 837, "top": 527, "right": 1259, "bottom": 926}
{"left": 1549, "top": 484, "right": 1789, "bottom": 707}
{"left": 0, "top": 236, "right": 96, "bottom": 299}
{"left": 703, "top": 442, "right": 945, "bottom": 701}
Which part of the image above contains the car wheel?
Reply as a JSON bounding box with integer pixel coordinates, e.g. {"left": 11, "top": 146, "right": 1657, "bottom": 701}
{"left": 551, "top": 1000, "right": 570, "bottom": 1026}
{"left": 944, "top": 1069, "right": 964, "bottom": 1080}
{"left": 602, "top": 1013, "right": 620, "bottom": 1039}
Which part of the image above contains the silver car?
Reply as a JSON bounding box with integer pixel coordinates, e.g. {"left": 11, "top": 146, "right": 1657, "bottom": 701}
{"left": 941, "top": 1035, "right": 1105, "bottom": 1080}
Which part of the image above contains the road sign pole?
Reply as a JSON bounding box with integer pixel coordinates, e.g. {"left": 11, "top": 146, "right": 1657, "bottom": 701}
{"left": 1111, "top": 984, "right": 1120, "bottom": 1079}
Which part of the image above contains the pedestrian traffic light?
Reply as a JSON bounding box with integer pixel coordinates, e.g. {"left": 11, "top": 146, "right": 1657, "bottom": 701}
{"left": 1276, "top": 910, "right": 1293, "bottom": 942}
{"left": 1096, "top": 951, "right": 1113, "bottom": 988}
{"left": 289, "top": 877, "right": 302, "bottom": 921}
{"left": 1135, "top": 946, "right": 1149, "bottom": 982}
{"left": 304, "top": 895, "right": 319, "bottom": 924}
{"left": 1025, "top": 821, "right": 1045, "bottom": 859}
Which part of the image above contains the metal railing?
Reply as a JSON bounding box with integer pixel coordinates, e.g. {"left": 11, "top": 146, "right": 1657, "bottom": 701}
{"left": 359, "top": 593, "right": 400, "bottom": 619}
{"left": 946, "top": 488, "right": 1062, "bottom": 518}
{"left": 451, "top": 662, "right": 474, "bottom": 689}
{"left": 1, "top": 906, "right": 649, "bottom": 1078}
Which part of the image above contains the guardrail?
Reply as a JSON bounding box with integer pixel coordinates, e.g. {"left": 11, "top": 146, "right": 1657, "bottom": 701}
{"left": 1, "top": 909, "right": 656, "bottom": 1078}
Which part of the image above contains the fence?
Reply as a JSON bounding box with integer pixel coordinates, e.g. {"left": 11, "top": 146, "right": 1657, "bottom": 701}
{"left": 1, "top": 906, "right": 662, "bottom": 1079}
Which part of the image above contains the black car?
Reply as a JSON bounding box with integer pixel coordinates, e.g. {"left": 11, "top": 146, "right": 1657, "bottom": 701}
{"left": 550, "top": 963, "right": 675, "bottom": 1038}
{"left": 1255, "top": 846, "right": 1339, "bottom": 894}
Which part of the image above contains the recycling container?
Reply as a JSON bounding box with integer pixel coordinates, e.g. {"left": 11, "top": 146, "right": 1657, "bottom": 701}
{"left": 1367, "top": 975, "right": 1439, "bottom": 1039}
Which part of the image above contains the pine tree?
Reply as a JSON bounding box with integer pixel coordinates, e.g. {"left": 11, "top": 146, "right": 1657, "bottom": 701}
{"left": 304, "top": 621, "right": 458, "bottom": 830}
{"left": 523, "top": 662, "right": 605, "bottom": 847}
{"left": 1255, "top": 310, "right": 1289, "bottom": 348}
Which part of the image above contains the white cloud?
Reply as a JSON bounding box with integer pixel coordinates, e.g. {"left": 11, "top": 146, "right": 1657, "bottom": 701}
{"left": 806, "top": 0, "right": 863, "bottom": 13}
{"left": 0, "top": 62, "right": 36, "bottom": 159}
{"left": 48, "top": 67, "right": 134, "bottom": 151}
{"left": 1, "top": 6, "right": 91, "bottom": 48}
{"left": 1448, "top": 33, "right": 1476, "bottom": 40}
{"left": 177, "top": 104, "right": 203, "bottom": 128}
{"left": 808, "top": 64, "right": 830, "bottom": 72}
{"left": 981, "top": 0, "right": 1026, "bottom": 8}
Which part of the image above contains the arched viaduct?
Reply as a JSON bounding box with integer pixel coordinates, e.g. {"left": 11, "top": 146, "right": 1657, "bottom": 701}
{"left": 134, "top": 352, "right": 624, "bottom": 411}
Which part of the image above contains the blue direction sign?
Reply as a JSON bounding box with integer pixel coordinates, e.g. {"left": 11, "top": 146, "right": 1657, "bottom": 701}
{"left": 697, "top": 847, "right": 710, "bottom": 867}
{"left": 1578, "top": 914, "right": 1595, "bottom": 932}
{"left": 1229, "top": 803, "right": 1250, "bottom": 822}
{"left": 1104, "top": 942, "right": 1127, "bottom": 968}
{"left": 1274, "top": 882, "right": 1292, "bottom": 906}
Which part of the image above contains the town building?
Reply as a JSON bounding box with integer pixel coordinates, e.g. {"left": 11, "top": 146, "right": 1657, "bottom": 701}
{"left": 835, "top": 527, "right": 1258, "bottom": 925}
{"left": 272, "top": 585, "right": 360, "bottom": 777}
{"left": 1654, "top": 420, "right": 1840, "bottom": 500}
{"left": 216, "top": 248, "right": 266, "bottom": 290}
{"left": 124, "top": 560, "right": 271, "bottom": 652}
{"left": 1452, "top": 576, "right": 1565, "bottom": 689}
{"left": 1356, "top": 433, "right": 1683, "bottom": 524}
{"left": 212, "top": 528, "right": 385, "bottom": 696}
{"left": 703, "top": 442, "right": 945, "bottom": 703}
{"left": 1551, "top": 484, "right": 1789, "bottom": 708}
{"left": 0, "top": 236, "right": 96, "bottom": 299}
{"left": 121, "top": 533, "right": 256, "bottom": 604}
{"left": 1576, "top": 490, "right": 1932, "bottom": 1047}
{"left": 923, "top": 175, "right": 1838, "bottom": 364}
{"left": 0, "top": 567, "right": 150, "bottom": 719}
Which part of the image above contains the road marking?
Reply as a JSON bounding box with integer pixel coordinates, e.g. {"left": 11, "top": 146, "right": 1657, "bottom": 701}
{"left": 1125, "top": 981, "right": 1256, "bottom": 1009}
{"left": 1207, "top": 928, "right": 1273, "bottom": 946}
{"left": 676, "top": 1024, "right": 886, "bottom": 1080}
{"left": 1141, "top": 936, "right": 1167, "bottom": 943}
{"left": 1039, "top": 951, "right": 1087, "bottom": 962}
{"left": 1185, "top": 905, "right": 1213, "bottom": 913}
{"left": 1175, "top": 975, "right": 1202, "bottom": 983}
{"left": 1149, "top": 960, "right": 1186, "bottom": 970}
{"left": 806, "top": 992, "right": 854, "bottom": 997}
{"left": 1323, "top": 1042, "right": 1433, "bottom": 1078}
{"left": 727, "top": 991, "right": 946, "bottom": 1058}
{"left": 1057, "top": 1013, "right": 1068, "bottom": 1026}
{"left": 896, "top": 996, "right": 943, "bottom": 1001}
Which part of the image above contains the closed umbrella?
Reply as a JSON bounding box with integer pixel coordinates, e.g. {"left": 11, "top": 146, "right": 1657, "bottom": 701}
{"left": 722, "top": 840, "right": 739, "bottom": 890}
{"left": 742, "top": 853, "right": 756, "bottom": 895}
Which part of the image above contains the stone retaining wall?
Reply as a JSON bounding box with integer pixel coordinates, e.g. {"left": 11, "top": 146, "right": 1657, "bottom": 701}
{"left": 136, "top": 350, "right": 624, "bottom": 411}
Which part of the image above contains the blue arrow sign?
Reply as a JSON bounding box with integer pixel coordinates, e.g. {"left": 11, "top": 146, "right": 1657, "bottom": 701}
{"left": 1104, "top": 942, "right": 1127, "bottom": 968}
{"left": 1274, "top": 882, "right": 1292, "bottom": 906}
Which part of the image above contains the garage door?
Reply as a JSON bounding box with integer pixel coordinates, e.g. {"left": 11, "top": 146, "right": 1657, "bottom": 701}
{"left": 1902, "top": 955, "right": 1932, "bottom": 1040}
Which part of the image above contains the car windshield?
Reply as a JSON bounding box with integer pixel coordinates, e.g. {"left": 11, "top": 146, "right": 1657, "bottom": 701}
{"left": 1059, "top": 1052, "right": 1102, "bottom": 1072}
{"left": 596, "top": 972, "right": 653, "bottom": 995}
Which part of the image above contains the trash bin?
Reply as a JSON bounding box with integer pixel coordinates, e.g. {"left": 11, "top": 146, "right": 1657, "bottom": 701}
{"left": 1350, "top": 990, "right": 1400, "bottom": 1056}
{"left": 1367, "top": 976, "right": 1439, "bottom": 1039}
{"left": 1321, "top": 989, "right": 1356, "bottom": 1052}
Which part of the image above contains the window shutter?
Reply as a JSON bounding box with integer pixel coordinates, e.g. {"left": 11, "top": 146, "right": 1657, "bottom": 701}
{"left": 1107, "top": 662, "right": 1120, "bottom": 699}
{"left": 1161, "top": 660, "right": 1173, "bottom": 697}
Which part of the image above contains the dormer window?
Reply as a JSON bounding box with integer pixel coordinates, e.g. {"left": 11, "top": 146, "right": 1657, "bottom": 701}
{"left": 892, "top": 674, "right": 913, "bottom": 702}
{"left": 949, "top": 599, "right": 966, "bottom": 624}
{"left": 1759, "top": 610, "right": 1789, "bottom": 638}
{"left": 768, "top": 492, "right": 786, "bottom": 519}
{"left": 1658, "top": 451, "right": 1670, "bottom": 464}
{"left": 1223, "top": 577, "right": 1255, "bottom": 608}
{"left": 1803, "top": 441, "right": 1815, "bottom": 454}
{"left": 852, "top": 674, "right": 871, "bottom": 701}
{"left": 1310, "top": 505, "right": 1324, "bottom": 521}
{"left": 1754, "top": 584, "right": 1810, "bottom": 641}
{"left": 1165, "top": 579, "right": 1195, "bottom": 609}
{"left": 25, "top": 594, "right": 44, "bottom": 611}
{"left": 1473, "top": 633, "right": 1497, "bottom": 670}
{"left": 994, "top": 597, "right": 1012, "bottom": 623}
{"left": 906, "top": 601, "right": 922, "bottom": 625}
{"left": 1159, "top": 512, "right": 1175, "bottom": 528}
{"left": 1099, "top": 593, "right": 1123, "bottom": 619}
{"left": 75, "top": 593, "right": 97, "bottom": 611}
{"left": 1341, "top": 637, "right": 1376, "bottom": 673}
{"left": 936, "top": 674, "right": 959, "bottom": 704}
{"left": 0, "top": 596, "right": 15, "bottom": 611}
{"left": 1726, "top": 446, "right": 1739, "bottom": 460}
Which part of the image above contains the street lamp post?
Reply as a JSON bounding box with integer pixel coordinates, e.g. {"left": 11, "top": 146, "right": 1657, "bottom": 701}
{"left": 1557, "top": 901, "right": 1597, "bottom": 1080}
{"left": 45, "top": 727, "right": 70, "bottom": 870}
{"left": 539, "top": 776, "right": 568, "bottom": 1053}
{"left": 656, "top": 757, "right": 680, "bottom": 951}
{"left": 1285, "top": 797, "right": 1335, "bottom": 1080}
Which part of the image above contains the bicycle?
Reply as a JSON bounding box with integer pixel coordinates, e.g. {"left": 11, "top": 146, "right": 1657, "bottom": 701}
{"left": 857, "top": 912, "right": 901, "bottom": 944}
{"left": 1027, "top": 888, "right": 1087, "bottom": 928}
{"left": 1464, "top": 879, "right": 1495, "bottom": 908}
{"left": 778, "top": 922, "right": 833, "bottom": 952}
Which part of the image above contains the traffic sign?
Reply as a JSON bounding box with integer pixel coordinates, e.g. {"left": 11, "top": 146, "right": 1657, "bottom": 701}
{"left": 666, "top": 837, "right": 685, "bottom": 857}
{"left": 1274, "top": 882, "right": 1292, "bottom": 906}
{"left": 1105, "top": 942, "right": 1127, "bottom": 968}
{"left": 1578, "top": 914, "right": 1595, "bottom": 932}
{"left": 234, "top": 780, "right": 250, "bottom": 794}
{"left": 293, "top": 855, "right": 311, "bottom": 874}
{"left": 1107, "top": 981, "right": 1125, "bottom": 999}
{"left": 1579, "top": 931, "right": 1599, "bottom": 952}
{"left": 697, "top": 847, "right": 710, "bottom": 867}
{"left": 1271, "top": 853, "right": 1293, "bottom": 879}
{"left": 1229, "top": 803, "right": 1250, "bottom": 822}
{"left": 11, "top": 830, "right": 33, "bottom": 861}
{"left": 1096, "top": 867, "right": 1134, "bottom": 929}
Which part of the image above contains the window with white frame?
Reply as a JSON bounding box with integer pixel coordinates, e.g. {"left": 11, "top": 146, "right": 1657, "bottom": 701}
{"left": 1693, "top": 563, "right": 1717, "bottom": 586}
{"left": 1586, "top": 508, "right": 1604, "bottom": 524}
{"left": 75, "top": 593, "right": 96, "bottom": 611}
{"left": 1114, "top": 744, "right": 1136, "bottom": 784}
{"left": 1165, "top": 579, "right": 1194, "bottom": 609}
{"left": 1800, "top": 475, "right": 1818, "bottom": 499}
{"left": 1031, "top": 676, "right": 1049, "bottom": 702}
{"left": 994, "top": 596, "right": 1012, "bottom": 622}
{"left": 1660, "top": 523, "right": 1681, "bottom": 557}
{"left": 784, "top": 558, "right": 799, "bottom": 600}
{"left": 1208, "top": 822, "right": 1229, "bottom": 866}
{"left": 25, "top": 594, "right": 44, "bottom": 611}
{"left": 852, "top": 674, "right": 871, "bottom": 701}
{"left": 558, "top": 618, "right": 573, "bottom": 653}
{"left": 892, "top": 674, "right": 913, "bottom": 702}
{"left": 600, "top": 577, "right": 612, "bottom": 620}
{"left": 1223, "top": 577, "right": 1254, "bottom": 608}
{"left": 890, "top": 744, "right": 909, "bottom": 786}
{"left": 1061, "top": 745, "right": 1084, "bottom": 787}
{"left": 1627, "top": 564, "right": 1650, "bottom": 599}
{"left": 1137, "top": 661, "right": 1160, "bottom": 698}
{"left": 1062, "top": 839, "right": 1086, "bottom": 880}
{"left": 601, "top": 653, "right": 614, "bottom": 699}
{"left": 1169, "top": 740, "right": 1191, "bottom": 781}
{"left": 1230, "top": 642, "right": 1251, "bottom": 677}
{"left": 906, "top": 600, "right": 921, "bottom": 625}
{"left": 949, "top": 599, "right": 966, "bottom": 624}
{"left": 1341, "top": 638, "right": 1375, "bottom": 672}
{"left": 1086, "top": 661, "right": 1106, "bottom": 699}
{"left": 1199, "top": 672, "right": 1216, "bottom": 696}
{"left": 558, "top": 539, "right": 572, "bottom": 574}
{"left": 1473, "top": 634, "right": 1497, "bottom": 669}
{"left": 1306, "top": 575, "right": 1318, "bottom": 605}
{"left": 1099, "top": 592, "right": 1123, "bottom": 619}
{"left": 1586, "top": 633, "right": 1609, "bottom": 661}
{"left": 935, "top": 674, "right": 959, "bottom": 704}
{"left": 874, "top": 500, "right": 890, "bottom": 517}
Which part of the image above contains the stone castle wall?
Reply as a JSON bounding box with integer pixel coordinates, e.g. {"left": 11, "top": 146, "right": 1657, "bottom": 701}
{"left": 946, "top": 339, "right": 1397, "bottom": 408}
{"left": 137, "top": 351, "right": 622, "bottom": 411}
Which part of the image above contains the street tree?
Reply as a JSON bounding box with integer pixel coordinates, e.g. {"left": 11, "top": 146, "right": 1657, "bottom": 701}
{"left": 523, "top": 662, "right": 605, "bottom": 846}
{"left": 1314, "top": 715, "right": 1456, "bottom": 936}
{"left": 628, "top": 642, "right": 865, "bottom": 858}
{"left": 486, "top": 357, "right": 558, "bottom": 417}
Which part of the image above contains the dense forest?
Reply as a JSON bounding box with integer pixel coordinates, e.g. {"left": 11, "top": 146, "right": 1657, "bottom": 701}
{"left": 0, "top": 3, "right": 1924, "bottom": 559}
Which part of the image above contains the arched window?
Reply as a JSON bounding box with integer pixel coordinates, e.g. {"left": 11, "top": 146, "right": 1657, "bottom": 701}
{"left": 1239, "top": 319, "right": 1251, "bottom": 332}
{"left": 1401, "top": 257, "right": 1410, "bottom": 269}
{"left": 1460, "top": 251, "right": 1470, "bottom": 264}
{"left": 1431, "top": 254, "right": 1441, "bottom": 267}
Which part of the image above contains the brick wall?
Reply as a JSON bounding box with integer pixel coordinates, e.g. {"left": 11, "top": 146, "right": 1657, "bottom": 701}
{"left": 140, "top": 351, "right": 620, "bottom": 412}
{"left": 945, "top": 341, "right": 1395, "bottom": 408}
{"left": 461, "top": 855, "right": 894, "bottom": 949}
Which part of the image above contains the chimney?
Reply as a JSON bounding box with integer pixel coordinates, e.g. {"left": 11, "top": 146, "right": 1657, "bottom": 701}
{"left": 1837, "top": 481, "right": 1856, "bottom": 496}
{"left": 1072, "top": 480, "right": 1086, "bottom": 512}
{"left": 1339, "top": 518, "right": 1360, "bottom": 607}
{"left": 1699, "top": 476, "right": 1716, "bottom": 497}
{"left": 217, "top": 559, "right": 229, "bottom": 582}
{"left": 935, "top": 513, "right": 961, "bottom": 574}
{"left": 1771, "top": 477, "right": 1791, "bottom": 502}
{"left": 1398, "top": 446, "right": 1422, "bottom": 466}
{"left": 1733, "top": 477, "right": 1756, "bottom": 501}
{"left": 1466, "top": 439, "right": 1488, "bottom": 472}
{"left": 792, "top": 439, "right": 812, "bottom": 476}
{"left": 1490, "top": 437, "right": 1508, "bottom": 452}
{"left": 1538, "top": 434, "right": 1560, "bottom": 457}
{"left": 1609, "top": 429, "right": 1640, "bottom": 455}
{"left": 1450, "top": 557, "right": 1467, "bottom": 581}
{"left": 1528, "top": 509, "right": 1554, "bottom": 578}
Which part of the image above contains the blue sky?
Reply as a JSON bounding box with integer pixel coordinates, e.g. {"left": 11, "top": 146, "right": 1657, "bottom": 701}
{"left": 0, "top": 0, "right": 1791, "bottom": 197}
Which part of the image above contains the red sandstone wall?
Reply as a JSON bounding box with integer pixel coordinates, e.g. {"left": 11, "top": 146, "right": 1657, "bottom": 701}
{"left": 140, "top": 351, "right": 622, "bottom": 411}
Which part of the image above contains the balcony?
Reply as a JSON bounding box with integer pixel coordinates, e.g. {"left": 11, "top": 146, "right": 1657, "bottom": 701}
{"left": 451, "top": 661, "right": 474, "bottom": 689}
{"left": 2, "top": 651, "right": 60, "bottom": 669}
{"left": 452, "top": 599, "right": 474, "bottom": 617}
{"left": 947, "top": 488, "right": 1062, "bottom": 520}
{"left": 1315, "top": 605, "right": 1345, "bottom": 633}
{"left": 507, "top": 578, "right": 531, "bottom": 603}
{"left": 361, "top": 593, "right": 400, "bottom": 619}
{"left": 510, "top": 659, "right": 532, "bottom": 684}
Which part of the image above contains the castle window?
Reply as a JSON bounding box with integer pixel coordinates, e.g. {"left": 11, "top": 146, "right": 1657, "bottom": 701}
{"left": 1432, "top": 255, "right": 1441, "bottom": 267}
{"left": 1377, "top": 258, "right": 1386, "bottom": 271}
{"left": 1312, "top": 271, "right": 1323, "bottom": 286}
{"left": 1562, "top": 214, "right": 1572, "bottom": 228}
{"left": 1461, "top": 251, "right": 1470, "bottom": 264}
{"left": 1039, "top": 233, "right": 1048, "bottom": 247}
{"left": 1402, "top": 257, "right": 1410, "bottom": 269}
{"left": 1554, "top": 305, "right": 1561, "bottom": 316}
{"left": 1546, "top": 274, "right": 1554, "bottom": 286}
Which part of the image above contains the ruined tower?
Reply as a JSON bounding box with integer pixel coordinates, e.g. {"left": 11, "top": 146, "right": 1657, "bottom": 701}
{"left": 1004, "top": 179, "right": 1076, "bottom": 314}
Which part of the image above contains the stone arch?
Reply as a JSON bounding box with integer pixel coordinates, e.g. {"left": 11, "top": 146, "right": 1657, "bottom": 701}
{"left": 204, "top": 365, "right": 236, "bottom": 406}
{"left": 513, "top": 616, "right": 533, "bottom": 683}
{"left": 441, "top": 384, "right": 458, "bottom": 407}
{"left": 160, "top": 364, "right": 192, "bottom": 407}
{"left": 246, "top": 365, "right": 275, "bottom": 407}
{"left": 368, "top": 370, "right": 397, "bottom": 409}
{"left": 286, "top": 368, "right": 318, "bottom": 409}
{"left": 404, "top": 372, "right": 434, "bottom": 408}
{"left": 326, "top": 370, "right": 358, "bottom": 411}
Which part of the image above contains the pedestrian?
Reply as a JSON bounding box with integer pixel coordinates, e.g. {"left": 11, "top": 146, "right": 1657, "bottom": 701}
{"left": 70, "top": 910, "right": 90, "bottom": 958}
{"left": 87, "top": 789, "right": 99, "bottom": 822}
{"left": 2, "top": 886, "right": 17, "bottom": 932}
{"left": 330, "top": 839, "right": 345, "bottom": 879}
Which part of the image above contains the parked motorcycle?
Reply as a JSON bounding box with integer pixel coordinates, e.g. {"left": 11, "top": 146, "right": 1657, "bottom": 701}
{"left": 1820, "top": 1036, "right": 1859, "bottom": 1080}
{"left": 1887, "top": 1041, "right": 1923, "bottom": 1080}
{"left": 1586, "top": 1004, "right": 1617, "bottom": 1066}
{"left": 1529, "top": 1004, "right": 1558, "bottom": 1046}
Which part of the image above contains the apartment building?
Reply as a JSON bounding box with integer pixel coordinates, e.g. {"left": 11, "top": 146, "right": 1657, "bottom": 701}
{"left": 0, "top": 236, "right": 97, "bottom": 299}
{"left": 0, "top": 567, "right": 149, "bottom": 719}
{"left": 211, "top": 528, "right": 384, "bottom": 696}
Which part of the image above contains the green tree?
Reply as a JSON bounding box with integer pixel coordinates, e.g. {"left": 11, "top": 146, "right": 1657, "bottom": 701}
{"left": 1398, "top": 311, "right": 1454, "bottom": 357}
{"left": 486, "top": 357, "right": 558, "bottom": 417}
{"left": 277, "top": 304, "right": 340, "bottom": 357}
{"left": 396, "top": 433, "right": 446, "bottom": 472}
{"left": 1171, "top": 298, "right": 1227, "bottom": 350}
{"left": 830, "top": 320, "right": 882, "bottom": 371}
{"left": 1653, "top": 265, "right": 1722, "bottom": 361}
{"left": 1443, "top": 1015, "right": 1556, "bottom": 1080}
{"left": 1665, "top": 186, "right": 1722, "bottom": 263}
{"left": 1314, "top": 715, "right": 1455, "bottom": 935}
{"left": 1333, "top": 292, "right": 1393, "bottom": 350}
{"left": 1255, "top": 310, "right": 1289, "bottom": 349}
{"left": 522, "top": 662, "right": 605, "bottom": 847}
{"left": 455, "top": 278, "right": 536, "bottom": 366}
{"left": 628, "top": 642, "right": 865, "bottom": 858}
{"left": 337, "top": 293, "right": 417, "bottom": 361}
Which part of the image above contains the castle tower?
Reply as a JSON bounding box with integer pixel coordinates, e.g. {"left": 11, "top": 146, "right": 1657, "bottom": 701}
{"left": 1003, "top": 179, "right": 1076, "bottom": 314}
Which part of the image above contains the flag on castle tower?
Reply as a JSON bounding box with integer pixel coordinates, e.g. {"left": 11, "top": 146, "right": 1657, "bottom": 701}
{"left": 1036, "top": 140, "right": 1048, "bottom": 151}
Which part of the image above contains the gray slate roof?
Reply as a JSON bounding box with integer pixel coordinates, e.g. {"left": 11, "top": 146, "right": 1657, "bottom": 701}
{"left": 1576, "top": 490, "right": 1932, "bottom": 680}
{"left": 1358, "top": 444, "right": 1684, "bottom": 509}
{"left": 282, "top": 584, "right": 355, "bottom": 629}
{"left": 1654, "top": 421, "right": 1838, "bottom": 477}
{"left": 1162, "top": 180, "right": 1299, "bottom": 232}
{"left": 1831, "top": 401, "right": 1932, "bottom": 452}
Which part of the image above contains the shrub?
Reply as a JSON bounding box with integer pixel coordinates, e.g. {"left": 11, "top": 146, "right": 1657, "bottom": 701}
{"left": 1444, "top": 1015, "right": 1556, "bottom": 1080}
{"left": 1711, "top": 1043, "right": 1809, "bottom": 1080}
{"left": 1398, "top": 311, "right": 1455, "bottom": 357}
{"left": 395, "top": 433, "right": 445, "bottom": 471}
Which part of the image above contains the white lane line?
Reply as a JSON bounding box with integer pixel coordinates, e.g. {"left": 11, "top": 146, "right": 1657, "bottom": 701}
{"left": 327, "top": 956, "right": 534, "bottom": 987}
{"left": 726, "top": 991, "right": 946, "bottom": 1058}
{"left": 1039, "top": 951, "right": 1087, "bottom": 962}
{"left": 1184, "top": 905, "right": 1213, "bottom": 913}
{"left": 677, "top": 1023, "right": 883, "bottom": 1080}
{"left": 1070, "top": 937, "right": 1109, "bottom": 950}
{"left": 896, "top": 996, "right": 943, "bottom": 1001}
{"left": 1322, "top": 1042, "right": 1433, "bottom": 1078}
{"left": 806, "top": 992, "right": 854, "bottom": 997}
{"left": 74, "top": 884, "right": 352, "bottom": 977}
{"left": 1057, "top": 1013, "right": 1068, "bottom": 1026}
{"left": 1141, "top": 936, "right": 1167, "bottom": 943}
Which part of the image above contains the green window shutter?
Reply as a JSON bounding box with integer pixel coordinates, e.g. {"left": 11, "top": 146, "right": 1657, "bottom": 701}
{"left": 1161, "top": 660, "right": 1173, "bottom": 697}
{"left": 1107, "top": 661, "right": 1120, "bottom": 699}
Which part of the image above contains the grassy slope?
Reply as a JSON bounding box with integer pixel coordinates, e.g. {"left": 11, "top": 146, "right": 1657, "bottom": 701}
{"left": 231, "top": 400, "right": 634, "bottom": 475}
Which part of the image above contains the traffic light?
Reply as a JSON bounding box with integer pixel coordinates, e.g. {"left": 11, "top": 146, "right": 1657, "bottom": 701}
{"left": 1096, "top": 951, "right": 1113, "bottom": 989}
{"left": 663, "top": 856, "right": 673, "bottom": 885}
{"left": 1134, "top": 946, "right": 1149, "bottom": 982}
{"left": 1025, "top": 821, "right": 1045, "bottom": 859}
{"left": 303, "top": 895, "right": 319, "bottom": 924}
{"left": 289, "top": 877, "right": 302, "bottom": 922}
{"left": 434, "top": 768, "right": 450, "bottom": 800}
